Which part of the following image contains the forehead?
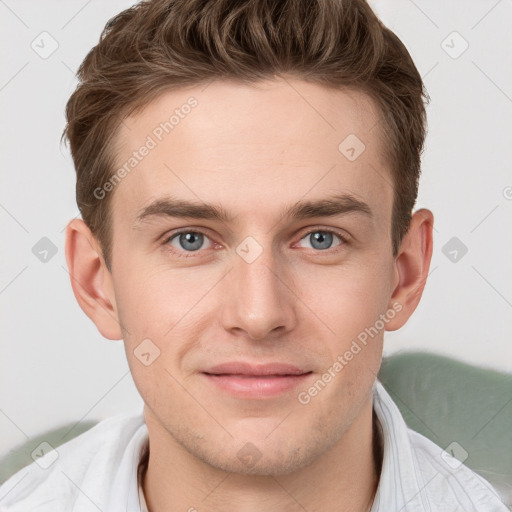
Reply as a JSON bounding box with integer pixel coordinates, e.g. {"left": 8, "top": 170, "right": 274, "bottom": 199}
{"left": 109, "top": 78, "right": 392, "bottom": 230}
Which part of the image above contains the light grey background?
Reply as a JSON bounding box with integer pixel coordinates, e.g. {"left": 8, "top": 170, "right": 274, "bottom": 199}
{"left": 1, "top": 0, "right": 511, "bottom": 459}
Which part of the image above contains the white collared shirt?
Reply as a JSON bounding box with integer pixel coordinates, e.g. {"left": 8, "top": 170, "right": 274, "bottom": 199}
{"left": 0, "top": 380, "right": 509, "bottom": 511}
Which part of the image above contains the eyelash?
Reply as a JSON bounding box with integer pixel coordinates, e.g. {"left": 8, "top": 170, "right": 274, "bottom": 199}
{"left": 162, "top": 228, "right": 349, "bottom": 259}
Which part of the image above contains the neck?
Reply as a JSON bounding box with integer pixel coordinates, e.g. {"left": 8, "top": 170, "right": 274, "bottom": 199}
{"left": 140, "top": 395, "right": 382, "bottom": 512}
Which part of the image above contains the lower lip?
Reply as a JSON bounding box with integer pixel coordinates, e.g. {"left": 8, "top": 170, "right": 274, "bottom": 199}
{"left": 202, "top": 373, "right": 313, "bottom": 398}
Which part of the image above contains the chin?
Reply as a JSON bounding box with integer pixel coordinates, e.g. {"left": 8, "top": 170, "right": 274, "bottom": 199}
{"left": 206, "top": 449, "right": 312, "bottom": 476}
{"left": 184, "top": 431, "right": 326, "bottom": 477}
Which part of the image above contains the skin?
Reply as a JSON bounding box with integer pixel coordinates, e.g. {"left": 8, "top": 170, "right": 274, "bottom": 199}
{"left": 65, "top": 77, "right": 433, "bottom": 512}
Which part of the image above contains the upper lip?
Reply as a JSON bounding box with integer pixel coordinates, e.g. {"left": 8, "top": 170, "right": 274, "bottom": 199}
{"left": 203, "top": 362, "right": 310, "bottom": 376}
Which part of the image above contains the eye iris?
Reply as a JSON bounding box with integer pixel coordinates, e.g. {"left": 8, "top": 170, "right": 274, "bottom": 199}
{"left": 310, "top": 231, "right": 333, "bottom": 250}
{"left": 179, "top": 232, "right": 203, "bottom": 251}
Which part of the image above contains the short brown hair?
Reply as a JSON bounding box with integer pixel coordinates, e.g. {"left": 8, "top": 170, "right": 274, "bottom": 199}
{"left": 62, "top": 0, "right": 429, "bottom": 272}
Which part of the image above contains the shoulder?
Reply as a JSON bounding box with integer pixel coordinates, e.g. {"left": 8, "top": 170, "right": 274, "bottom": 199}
{"left": 372, "top": 380, "right": 510, "bottom": 511}
{"left": 405, "top": 423, "right": 510, "bottom": 511}
{"left": 0, "top": 410, "right": 146, "bottom": 512}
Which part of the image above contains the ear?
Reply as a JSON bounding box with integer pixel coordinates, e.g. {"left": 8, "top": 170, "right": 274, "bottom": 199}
{"left": 385, "top": 208, "right": 434, "bottom": 331}
{"left": 64, "top": 218, "right": 123, "bottom": 340}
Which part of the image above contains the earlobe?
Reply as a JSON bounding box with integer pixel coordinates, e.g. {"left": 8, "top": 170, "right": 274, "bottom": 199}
{"left": 64, "top": 219, "right": 123, "bottom": 340}
{"left": 385, "top": 208, "right": 434, "bottom": 332}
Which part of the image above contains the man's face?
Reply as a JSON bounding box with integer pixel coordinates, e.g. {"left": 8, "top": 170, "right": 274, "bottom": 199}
{"left": 108, "top": 78, "right": 397, "bottom": 474}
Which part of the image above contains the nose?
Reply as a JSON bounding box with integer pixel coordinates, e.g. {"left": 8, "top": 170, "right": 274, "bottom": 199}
{"left": 220, "top": 245, "right": 297, "bottom": 342}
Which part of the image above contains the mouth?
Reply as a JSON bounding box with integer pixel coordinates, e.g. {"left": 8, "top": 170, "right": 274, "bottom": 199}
{"left": 201, "top": 362, "right": 313, "bottom": 398}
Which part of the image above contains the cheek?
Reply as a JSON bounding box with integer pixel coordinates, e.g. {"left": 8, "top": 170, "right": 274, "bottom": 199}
{"left": 113, "top": 258, "right": 186, "bottom": 330}
{"left": 116, "top": 269, "right": 190, "bottom": 410}
{"left": 114, "top": 264, "right": 211, "bottom": 372}
{"left": 294, "top": 258, "right": 392, "bottom": 340}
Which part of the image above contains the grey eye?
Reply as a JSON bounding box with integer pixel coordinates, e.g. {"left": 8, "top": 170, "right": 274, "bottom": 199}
{"left": 170, "top": 232, "right": 208, "bottom": 252}
{"left": 298, "top": 231, "right": 342, "bottom": 251}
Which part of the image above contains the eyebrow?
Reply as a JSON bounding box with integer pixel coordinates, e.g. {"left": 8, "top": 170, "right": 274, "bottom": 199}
{"left": 133, "top": 193, "right": 373, "bottom": 228}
